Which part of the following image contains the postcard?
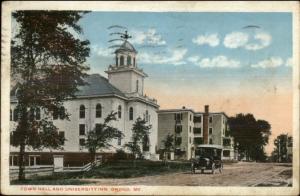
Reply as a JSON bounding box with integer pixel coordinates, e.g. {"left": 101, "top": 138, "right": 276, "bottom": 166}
{"left": 1, "top": 1, "right": 299, "bottom": 195}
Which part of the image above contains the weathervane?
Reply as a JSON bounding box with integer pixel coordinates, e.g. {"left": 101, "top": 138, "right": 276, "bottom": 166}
{"left": 121, "top": 31, "right": 132, "bottom": 40}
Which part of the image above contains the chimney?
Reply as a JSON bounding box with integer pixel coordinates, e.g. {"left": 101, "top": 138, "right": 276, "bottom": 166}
{"left": 182, "top": 106, "right": 186, "bottom": 109}
{"left": 203, "top": 105, "right": 209, "bottom": 144}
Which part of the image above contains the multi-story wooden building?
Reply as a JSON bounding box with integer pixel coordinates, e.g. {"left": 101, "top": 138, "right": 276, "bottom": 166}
{"left": 158, "top": 105, "right": 237, "bottom": 160}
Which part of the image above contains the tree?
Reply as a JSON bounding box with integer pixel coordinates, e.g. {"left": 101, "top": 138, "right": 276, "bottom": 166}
{"left": 161, "top": 133, "right": 174, "bottom": 166}
{"left": 85, "top": 112, "right": 123, "bottom": 164}
{"left": 11, "top": 11, "right": 90, "bottom": 180}
{"left": 228, "top": 113, "right": 271, "bottom": 162}
{"left": 125, "top": 117, "right": 151, "bottom": 166}
{"left": 272, "top": 134, "right": 292, "bottom": 162}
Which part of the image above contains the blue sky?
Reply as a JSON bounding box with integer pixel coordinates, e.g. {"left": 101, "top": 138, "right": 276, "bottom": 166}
{"left": 78, "top": 12, "right": 292, "bottom": 94}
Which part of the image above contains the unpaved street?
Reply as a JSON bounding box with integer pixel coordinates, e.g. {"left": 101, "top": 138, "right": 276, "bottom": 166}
{"left": 82, "top": 162, "right": 292, "bottom": 186}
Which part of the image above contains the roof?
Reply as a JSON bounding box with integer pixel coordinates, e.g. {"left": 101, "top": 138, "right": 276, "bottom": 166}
{"left": 115, "top": 41, "right": 137, "bottom": 53}
{"left": 75, "top": 74, "right": 126, "bottom": 98}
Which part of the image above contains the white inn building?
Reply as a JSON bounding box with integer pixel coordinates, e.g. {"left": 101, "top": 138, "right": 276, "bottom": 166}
{"left": 10, "top": 38, "right": 160, "bottom": 167}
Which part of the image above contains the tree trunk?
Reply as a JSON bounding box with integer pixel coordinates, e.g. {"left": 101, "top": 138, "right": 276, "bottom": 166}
{"left": 18, "top": 143, "right": 25, "bottom": 180}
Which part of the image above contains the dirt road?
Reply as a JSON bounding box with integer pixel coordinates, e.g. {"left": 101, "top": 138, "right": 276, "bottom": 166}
{"left": 81, "top": 162, "right": 292, "bottom": 186}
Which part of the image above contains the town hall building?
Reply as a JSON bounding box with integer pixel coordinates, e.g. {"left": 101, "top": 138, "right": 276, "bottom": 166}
{"left": 10, "top": 34, "right": 160, "bottom": 167}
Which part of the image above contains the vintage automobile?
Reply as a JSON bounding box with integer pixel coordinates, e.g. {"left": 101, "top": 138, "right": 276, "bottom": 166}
{"left": 191, "top": 144, "right": 223, "bottom": 174}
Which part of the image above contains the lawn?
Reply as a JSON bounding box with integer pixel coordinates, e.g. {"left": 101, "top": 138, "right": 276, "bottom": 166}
{"left": 11, "top": 160, "right": 191, "bottom": 185}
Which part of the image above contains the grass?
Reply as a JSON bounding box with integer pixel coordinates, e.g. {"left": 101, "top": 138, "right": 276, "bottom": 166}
{"left": 11, "top": 160, "right": 191, "bottom": 185}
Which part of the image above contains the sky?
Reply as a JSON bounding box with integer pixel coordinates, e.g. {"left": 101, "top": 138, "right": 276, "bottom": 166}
{"left": 77, "top": 12, "right": 293, "bottom": 154}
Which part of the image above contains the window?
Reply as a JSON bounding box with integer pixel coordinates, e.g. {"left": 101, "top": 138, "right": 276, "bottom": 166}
{"left": 79, "top": 138, "right": 85, "bottom": 146}
{"left": 10, "top": 109, "right": 12, "bottom": 121}
{"left": 129, "top": 107, "right": 133, "bottom": 120}
{"left": 209, "top": 138, "right": 213, "bottom": 144}
{"left": 175, "top": 125, "right": 182, "bottom": 134}
{"left": 118, "top": 105, "right": 122, "bottom": 118}
{"left": 79, "top": 124, "right": 85, "bottom": 135}
{"left": 10, "top": 155, "right": 19, "bottom": 166}
{"left": 189, "top": 137, "right": 191, "bottom": 144}
{"left": 190, "top": 114, "right": 192, "bottom": 121}
{"left": 189, "top": 126, "right": 191, "bottom": 133}
{"left": 95, "top": 124, "right": 101, "bottom": 134}
{"left": 175, "top": 137, "right": 182, "bottom": 146}
{"left": 127, "top": 56, "right": 131, "bottom": 65}
{"left": 175, "top": 113, "right": 182, "bottom": 121}
{"left": 59, "top": 131, "right": 65, "bottom": 145}
{"left": 209, "top": 128, "right": 213, "bottom": 135}
{"left": 194, "top": 116, "right": 202, "bottom": 123}
{"left": 79, "top": 105, "right": 85, "bottom": 119}
{"left": 223, "top": 150, "right": 230, "bottom": 157}
{"left": 116, "top": 56, "right": 118, "bottom": 66}
{"left": 193, "top": 127, "right": 201, "bottom": 134}
{"left": 223, "top": 138, "right": 231, "bottom": 146}
{"left": 133, "top": 57, "right": 136, "bottom": 67}
{"left": 120, "top": 56, "right": 124, "bottom": 65}
{"left": 118, "top": 137, "right": 122, "bottom": 146}
{"left": 29, "top": 156, "right": 40, "bottom": 166}
{"left": 194, "top": 137, "right": 203, "bottom": 145}
{"left": 59, "top": 106, "right": 65, "bottom": 119}
{"left": 96, "top": 104, "right": 102, "bottom": 118}
{"left": 13, "top": 109, "right": 19, "bottom": 121}
{"left": 36, "top": 108, "right": 41, "bottom": 120}
{"left": 209, "top": 116, "right": 213, "bottom": 123}
{"left": 136, "top": 80, "right": 139, "bottom": 92}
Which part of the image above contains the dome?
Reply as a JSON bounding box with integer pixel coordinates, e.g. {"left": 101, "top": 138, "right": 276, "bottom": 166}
{"left": 115, "top": 40, "right": 137, "bottom": 54}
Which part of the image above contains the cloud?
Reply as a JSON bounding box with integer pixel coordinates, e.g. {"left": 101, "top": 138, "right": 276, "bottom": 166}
{"left": 198, "top": 55, "right": 241, "bottom": 68}
{"left": 223, "top": 31, "right": 272, "bottom": 51}
{"left": 131, "top": 29, "right": 166, "bottom": 46}
{"left": 244, "top": 32, "right": 272, "bottom": 51}
{"left": 223, "top": 32, "right": 249, "bottom": 49}
{"left": 285, "top": 57, "right": 293, "bottom": 67}
{"left": 139, "top": 48, "right": 187, "bottom": 65}
{"left": 187, "top": 55, "right": 201, "bottom": 64}
{"left": 192, "top": 33, "right": 220, "bottom": 47}
{"left": 92, "top": 45, "right": 114, "bottom": 57}
{"left": 251, "top": 57, "right": 283, "bottom": 68}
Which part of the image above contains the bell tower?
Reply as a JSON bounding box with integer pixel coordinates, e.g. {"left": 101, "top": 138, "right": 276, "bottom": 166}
{"left": 106, "top": 31, "right": 147, "bottom": 96}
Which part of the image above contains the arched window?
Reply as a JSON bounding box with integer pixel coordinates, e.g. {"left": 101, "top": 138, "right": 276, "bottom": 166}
{"left": 13, "top": 109, "right": 18, "bottom": 121}
{"left": 127, "top": 56, "right": 131, "bottom": 65}
{"left": 118, "top": 105, "right": 122, "bottom": 119}
{"left": 10, "top": 109, "right": 12, "bottom": 121}
{"left": 59, "top": 106, "right": 65, "bottom": 119}
{"left": 96, "top": 104, "right": 102, "bottom": 118}
{"left": 129, "top": 107, "right": 133, "bottom": 120}
{"left": 36, "top": 108, "right": 41, "bottom": 120}
{"left": 120, "top": 56, "right": 124, "bottom": 66}
{"left": 136, "top": 80, "right": 139, "bottom": 92}
{"left": 116, "top": 56, "right": 118, "bottom": 66}
{"left": 133, "top": 57, "right": 136, "bottom": 67}
{"left": 79, "top": 105, "right": 85, "bottom": 119}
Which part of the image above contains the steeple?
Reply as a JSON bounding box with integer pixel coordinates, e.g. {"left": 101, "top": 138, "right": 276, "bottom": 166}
{"left": 106, "top": 31, "right": 147, "bottom": 96}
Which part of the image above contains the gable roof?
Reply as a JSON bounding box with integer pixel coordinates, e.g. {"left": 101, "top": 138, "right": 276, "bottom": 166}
{"left": 75, "top": 74, "right": 126, "bottom": 98}
{"left": 115, "top": 40, "right": 137, "bottom": 53}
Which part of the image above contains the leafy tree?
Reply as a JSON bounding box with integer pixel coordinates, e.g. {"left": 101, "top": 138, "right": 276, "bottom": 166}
{"left": 161, "top": 133, "right": 174, "bottom": 166}
{"left": 272, "top": 134, "right": 292, "bottom": 162}
{"left": 11, "top": 11, "right": 90, "bottom": 180}
{"left": 85, "top": 112, "right": 123, "bottom": 164}
{"left": 125, "top": 117, "right": 151, "bottom": 166}
{"left": 228, "top": 113, "right": 271, "bottom": 162}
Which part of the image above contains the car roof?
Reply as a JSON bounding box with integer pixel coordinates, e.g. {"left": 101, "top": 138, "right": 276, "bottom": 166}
{"left": 196, "top": 144, "right": 223, "bottom": 149}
